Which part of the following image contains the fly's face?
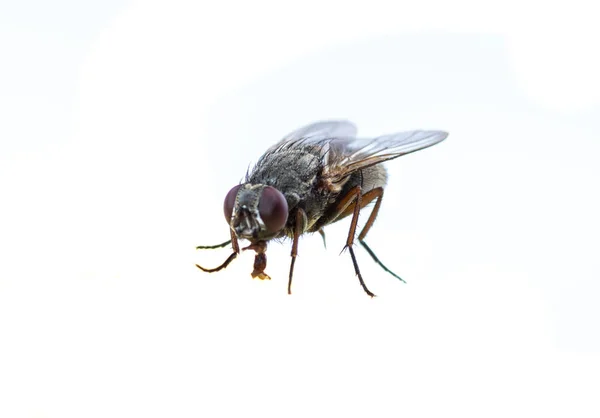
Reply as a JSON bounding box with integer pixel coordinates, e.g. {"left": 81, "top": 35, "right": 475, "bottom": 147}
{"left": 223, "top": 183, "right": 289, "bottom": 241}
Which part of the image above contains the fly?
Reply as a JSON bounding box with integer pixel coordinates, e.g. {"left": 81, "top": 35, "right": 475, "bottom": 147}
{"left": 196, "top": 120, "right": 448, "bottom": 296}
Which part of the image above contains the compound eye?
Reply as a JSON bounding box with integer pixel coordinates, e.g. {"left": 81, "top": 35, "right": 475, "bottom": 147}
{"left": 258, "top": 186, "right": 288, "bottom": 234}
{"left": 223, "top": 185, "right": 242, "bottom": 223}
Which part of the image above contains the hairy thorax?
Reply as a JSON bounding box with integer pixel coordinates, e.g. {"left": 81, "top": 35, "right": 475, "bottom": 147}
{"left": 247, "top": 147, "right": 332, "bottom": 234}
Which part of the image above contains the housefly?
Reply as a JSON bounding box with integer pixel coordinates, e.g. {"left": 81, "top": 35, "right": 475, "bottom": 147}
{"left": 196, "top": 121, "right": 448, "bottom": 296}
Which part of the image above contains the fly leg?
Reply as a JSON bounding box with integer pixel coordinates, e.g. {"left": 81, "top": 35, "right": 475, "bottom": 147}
{"left": 330, "top": 186, "right": 375, "bottom": 297}
{"left": 196, "top": 240, "right": 232, "bottom": 250}
{"left": 195, "top": 230, "right": 240, "bottom": 273}
{"left": 318, "top": 228, "right": 327, "bottom": 249}
{"left": 288, "top": 209, "right": 307, "bottom": 295}
{"left": 356, "top": 188, "right": 405, "bottom": 283}
{"left": 331, "top": 186, "right": 404, "bottom": 295}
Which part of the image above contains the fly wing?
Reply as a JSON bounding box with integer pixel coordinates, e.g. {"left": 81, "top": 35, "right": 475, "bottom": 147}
{"left": 282, "top": 120, "right": 358, "bottom": 142}
{"left": 265, "top": 120, "right": 358, "bottom": 154}
{"left": 325, "top": 130, "right": 448, "bottom": 183}
{"left": 249, "top": 121, "right": 359, "bottom": 182}
{"left": 258, "top": 122, "right": 447, "bottom": 188}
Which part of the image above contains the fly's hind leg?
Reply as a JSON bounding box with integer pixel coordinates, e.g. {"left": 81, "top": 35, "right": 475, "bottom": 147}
{"left": 330, "top": 186, "right": 375, "bottom": 297}
{"left": 332, "top": 186, "right": 403, "bottom": 296}
{"left": 356, "top": 188, "right": 405, "bottom": 283}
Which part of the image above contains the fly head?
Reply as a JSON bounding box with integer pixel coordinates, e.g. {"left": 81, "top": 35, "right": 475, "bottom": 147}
{"left": 223, "top": 183, "right": 289, "bottom": 242}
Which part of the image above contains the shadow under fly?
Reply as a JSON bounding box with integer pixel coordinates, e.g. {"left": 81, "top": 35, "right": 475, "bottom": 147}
{"left": 196, "top": 120, "right": 448, "bottom": 296}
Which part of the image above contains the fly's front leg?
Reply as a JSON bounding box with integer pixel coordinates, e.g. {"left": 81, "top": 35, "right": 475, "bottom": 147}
{"left": 195, "top": 229, "right": 240, "bottom": 273}
{"left": 288, "top": 209, "right": 307, "bottom": 295}
{"left": 196, "top": 240, "right": 232, "bottom": 250}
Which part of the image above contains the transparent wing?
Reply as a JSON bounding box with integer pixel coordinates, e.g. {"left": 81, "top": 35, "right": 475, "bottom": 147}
{"left": 257, "top": 122, "right": 448, "bottom": 186}
{"left": 282, "top": 120, "right": 358, "bottom": 142}
{"left": 262, "top": 120, "right": 358, "bottom": 156}
{"left": 250, "top": 121, "right": 359, "bottom": 181}
{"left": 326, "top": 130, "right": 448, "bottom": 181}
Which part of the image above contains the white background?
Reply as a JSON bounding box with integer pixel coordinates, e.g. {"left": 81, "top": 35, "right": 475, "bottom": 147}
{"left": 1, "top": 1, "right": 599, "bottom": 417}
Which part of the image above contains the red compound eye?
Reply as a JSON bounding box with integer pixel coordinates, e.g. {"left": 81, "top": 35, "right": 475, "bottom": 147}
{"left": 223, "top": 185, "right": 241, "bottom": 223}
{"left": 258, "top": 186, "right": 288, "bottom": 234}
